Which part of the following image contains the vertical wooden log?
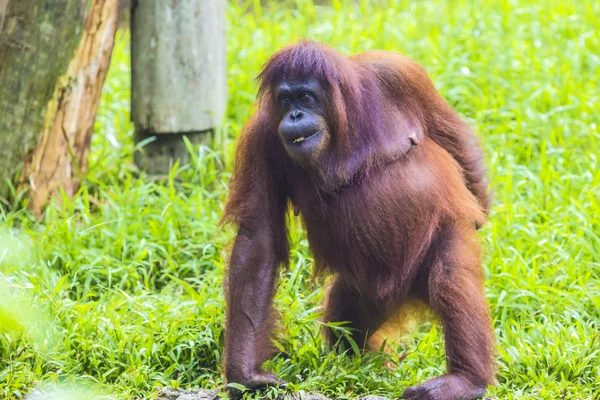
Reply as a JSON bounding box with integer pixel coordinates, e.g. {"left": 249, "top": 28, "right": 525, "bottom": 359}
{"left": 0, "top": 0, "right": 8, "bottom": 33}
{"left": 19, "top": 0, "right": 120, "bottom": 215}
{"left": 0, "top": 0, "right": 92, "bottom": 203}
{"left": 131, "top": 0, "right": 227, "bottom": 174}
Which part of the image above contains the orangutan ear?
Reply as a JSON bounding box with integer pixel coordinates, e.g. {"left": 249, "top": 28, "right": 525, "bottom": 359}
{"left": 408, "top": 129, "right": 421, "bottom": 146}
{"left": 391, "top": 109, "right": 425, "bottom": 156}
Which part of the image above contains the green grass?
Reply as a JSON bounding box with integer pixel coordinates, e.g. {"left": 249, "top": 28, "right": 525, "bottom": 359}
{"left": 1, "top": 0, "right": 599, "bottom": 399}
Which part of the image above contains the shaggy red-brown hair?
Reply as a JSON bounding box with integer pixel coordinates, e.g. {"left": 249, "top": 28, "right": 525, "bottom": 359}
{"left": 222, "top": 41, "right": 495, "bottom": 400}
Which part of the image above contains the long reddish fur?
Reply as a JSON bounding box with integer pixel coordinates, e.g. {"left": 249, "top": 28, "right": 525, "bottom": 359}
{"left": 223, "top": 41, "right": 495, "bottom": 388}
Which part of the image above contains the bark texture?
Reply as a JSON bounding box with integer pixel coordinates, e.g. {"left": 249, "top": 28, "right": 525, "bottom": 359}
{"left": 0, "top": 0, "right": 91, "bottom": 202}
{"left": 131, "top": 0, "right": 226, "bottom": 134}
{"left": 131, "top": 0, "right": 227, "bottom": 174}
{"left": 19, "top": 0, "right": 119, "bottom": 214}
{"left": 0, "top": 0, "right": 118, "bottom": 214}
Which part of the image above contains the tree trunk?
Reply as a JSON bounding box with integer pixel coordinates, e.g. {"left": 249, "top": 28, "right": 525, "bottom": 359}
{"left": 131, "top": 0, "right": 227, "bottom": 174}
{"left": 19, "top": 0, "right": 119, "bottom": 215}
{"left": 0, "top": 0, "right": 8, "bottom": 33}
{"left": 0, "top": 0, "right": 119, "bottom": 215}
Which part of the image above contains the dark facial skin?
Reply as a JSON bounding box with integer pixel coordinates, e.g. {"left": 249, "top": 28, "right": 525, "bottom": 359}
{"left": 275, "top": 78, "right": 329, "bottom": 160}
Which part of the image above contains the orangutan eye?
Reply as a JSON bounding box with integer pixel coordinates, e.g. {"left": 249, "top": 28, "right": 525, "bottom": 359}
{"left": 279, "top": 95, "right": 291, "bottom": 108}
{"left": 299, "top": 92, "right": 314, "bottom": 105}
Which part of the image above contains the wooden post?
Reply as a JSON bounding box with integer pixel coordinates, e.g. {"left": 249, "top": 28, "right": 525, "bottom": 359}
{"left": 131, "top": 0, "right": 227, "bottom": 174}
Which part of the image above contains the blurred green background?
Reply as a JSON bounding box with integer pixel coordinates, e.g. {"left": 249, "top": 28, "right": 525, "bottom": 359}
{"left": 1, "top": 1, "right": 599, "bottom": 399}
